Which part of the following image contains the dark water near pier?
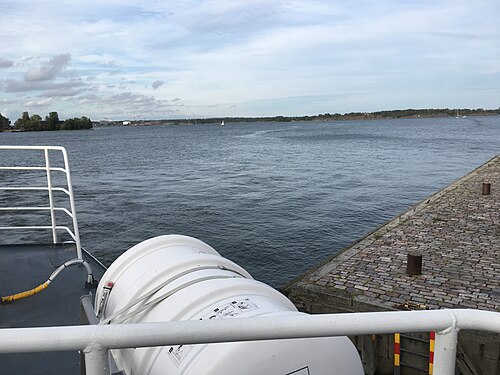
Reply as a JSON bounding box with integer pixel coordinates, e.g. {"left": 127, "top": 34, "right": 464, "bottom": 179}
{"left": 1, "top": 116, "right": 499, "bottom": 287}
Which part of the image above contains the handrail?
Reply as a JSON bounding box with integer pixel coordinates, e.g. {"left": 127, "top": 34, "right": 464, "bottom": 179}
{"left": 0, "top": 309, "right": 498, "bottom": 375}
{"left": 0, "top": 146, "right": 82, "bottom": 259}
{"left": 0, "top": 187, "right": 71, "bottom": 194}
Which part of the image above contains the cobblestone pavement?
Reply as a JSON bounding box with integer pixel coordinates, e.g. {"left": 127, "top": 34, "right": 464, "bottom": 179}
{"left": 289, "top": 156, "right": 499, "bottom": 311}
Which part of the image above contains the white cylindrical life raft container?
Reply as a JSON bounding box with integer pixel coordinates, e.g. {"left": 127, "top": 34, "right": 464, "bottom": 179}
{"left": 95, "top": 235, "right": 364, "bottom": 375}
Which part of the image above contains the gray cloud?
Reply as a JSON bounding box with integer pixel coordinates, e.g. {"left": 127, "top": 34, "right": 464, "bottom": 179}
{"left": 24, "top": 53, "right": 71, "bottom": 81}
{"left": 105, "top": 92, "right": 163, "bottom": 109}
{"left": 152, "top": 80, "right": 164, "bottom": 90}
{"left": 2, "top": 79, "right": 83, "bottom": 93}
{"left": 0, "top": 58, "right": 14, "bottom": 68}
{"left": 73, "top": 91, "right": 179, "bottom": 118}
{"left": 41, "top": 88, "right": 81, "bottom": 97}
{"left": 0, "top": 98, "right": 16, "bottom": 105}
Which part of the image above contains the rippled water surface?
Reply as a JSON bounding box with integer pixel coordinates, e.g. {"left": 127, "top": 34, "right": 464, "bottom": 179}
{"left": 1, "top": 116, "right": 499, "bottom": 287}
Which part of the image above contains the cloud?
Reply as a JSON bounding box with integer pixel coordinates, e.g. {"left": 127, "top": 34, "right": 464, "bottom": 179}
{"left": 0, "top": 98, "right": 16, "bottom": 105}
{"left": 2, "top": 79, "right": 84, "bottom": 93}
{"left": 24, "top": 53, "right": 71, "bottom": 81}
{"left": 151, "top": 79, "right": 164, "bottom": 90}
{"left": 24, "top": 97, "right": 55, "bottom": 107}
{"left": 41, "top": 88, "right": 81, "bottom": 97}
{"left": 0, "top": 58, "right": 14, "bottom": 68}
{"left": 67, "top": 91, "right": 182, "bottom": 119}
{"left": 103, "top": 92, "right": 167, "bottom": 110}
{"left": 1, "top": 1, "right": 499, "bottom": 119}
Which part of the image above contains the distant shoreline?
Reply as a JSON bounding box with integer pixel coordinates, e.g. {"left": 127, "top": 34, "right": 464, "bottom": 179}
{"left": 3, "top": 108, "right": 498, "bottom": 131}
{"left": 94, "top": 108, "right": 500, "bottom": 127}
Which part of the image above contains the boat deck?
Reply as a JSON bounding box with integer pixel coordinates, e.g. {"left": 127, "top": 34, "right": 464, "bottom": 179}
{"left": 0, "top": 243, "right": 106, "bottom": 375}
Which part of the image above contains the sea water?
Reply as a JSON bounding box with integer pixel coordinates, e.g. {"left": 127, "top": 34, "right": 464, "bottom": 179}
{"left": 1, "top": 116, "right": 499, "bottom": 287}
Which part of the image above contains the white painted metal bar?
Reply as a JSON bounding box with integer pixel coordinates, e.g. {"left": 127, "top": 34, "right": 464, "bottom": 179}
{"left": 55, "top": 207, "right": 74, "bottom": 218}
{"left": 0, "top": 225, "right": 77, "bottom": 240}
{"left": 44, "top": 148, "right": 58, "bottom": 244}
{"left": 0, "top": 166, "right": 47, "bottom": 171}
{"left": 60, "top": 147, "right": 82, "bottom": 259}
{"left": 0, "top": 145, "right": 65, "bottom": 151}
{"left": 0, "top": 224, "right": 72, "bottom": 230}
{"left": 0, "top": 226, "right": 54, "bottom": 230}
{"left": 0, "top": 207, "right": 53, "bottom": 211}
{"left": 80, "top": 296, "right": 123, "bottom": 375}
{"left": 0, "top": 309, "right": 498, "bottom": 374}
{"left": 58, "top": 226, "right": 78, "bottom": 241}
{"left": 81, "top": 295, "right": 100, "bottom": 325}
{"left": 0, "top": 187, "right": 49, "bottom": 191}
{"left": 49, "top": 167, "right": 67, "bottom": 173}
{"left": 0, "top": 187, "right": 70, "bottom": 195}
{"left": 0, "top": 207, "right": 74, "bottom": 217}
{"left": 84, "top": 346, "right": 110, "bottom": 375}
{"left": 434, "top": 326, "right": 459, "bottom": 375}
{"left": 0, "top": 166, "right": 67, "bottom": 172}
{"left": 58, "top": 187, "right": 71, "bottom": 195}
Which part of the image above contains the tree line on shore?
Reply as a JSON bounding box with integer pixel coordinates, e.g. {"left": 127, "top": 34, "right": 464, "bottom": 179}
{"left": 187, "top": 107, "right": 499, "bottom": 124}
{"left": 2, "top": 107, "right": 499, "bottom": 131}
{"left": 0, "top": 111, "right": 92, "bottom": 131}
{"left": 101, "top": 107, "right": 499, "bottom": 127}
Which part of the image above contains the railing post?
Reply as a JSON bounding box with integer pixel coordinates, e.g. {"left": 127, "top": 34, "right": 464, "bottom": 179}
{"left": 61, "top": 148, "right": 83, "bottom": 260}
{"left": 433, "top": 327, "right": 458, "bottom": 375}
{"left": 81, "top": 295, "right": 99, "bottom": 325}
{"left": 44, "top": 148, "right": 58, "bottom": 244}
{"left": 83, "top": 345, "right": 110, "bottom": 375}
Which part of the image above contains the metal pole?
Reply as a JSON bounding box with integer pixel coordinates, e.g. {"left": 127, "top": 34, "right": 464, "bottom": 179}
{"left": 433, "top": 324, "right": 458, "bottom": 374}
{"left": 44, "top": 148, "right": 58, "bottom": 244}
{"left": 84, "top": 345, "right": 110, "bottom": 375}
{"left": 80, "top": 295, "right": 99, "bottom": 326}
{"left": 0, "top": 309, "right": 486, "bottom": 353}
{"left": 0, "top": 309, "right": 497, "bottom": 373}
{"left": 61, "top": 147, "right": 83, "bottom": 259}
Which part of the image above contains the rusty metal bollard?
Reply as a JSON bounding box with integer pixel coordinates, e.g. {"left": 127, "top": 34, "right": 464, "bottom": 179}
{"left": 407, "top": 254, "right": 422, "bottom": 275}
{"left": 482, "top": 182, "right": 491, "bottom": 195}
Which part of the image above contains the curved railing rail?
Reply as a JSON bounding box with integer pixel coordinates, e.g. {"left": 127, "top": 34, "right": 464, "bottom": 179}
{"left": 0, "top": 145, "right": 82, "bottom": 259}
{"left": 0, "top": 307, "right": 498, "bottom": 375}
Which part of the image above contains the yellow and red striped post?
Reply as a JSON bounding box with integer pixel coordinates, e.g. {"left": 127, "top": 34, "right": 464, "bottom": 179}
{"left": 394, "top": 333, "right": 401, "bottom": 375}
{"left": 429, "top": 331, "right": 435, "bottom": 374}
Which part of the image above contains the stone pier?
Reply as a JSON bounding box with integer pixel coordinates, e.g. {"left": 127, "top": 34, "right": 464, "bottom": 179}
{"left": 283, "top": 156, "right": 499, "bottom": 374}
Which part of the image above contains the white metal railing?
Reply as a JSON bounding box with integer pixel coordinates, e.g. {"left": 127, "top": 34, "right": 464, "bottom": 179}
{"left": 0, "top": 308, "right": 498, "bottom": 375}
{"left": 0, "top": 145, "right": 82, "bottom": 259}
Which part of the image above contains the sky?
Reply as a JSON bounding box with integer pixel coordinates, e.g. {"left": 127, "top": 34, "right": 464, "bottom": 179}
{"left": 0, "top": 0, "right": 499, "bottom": 121}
